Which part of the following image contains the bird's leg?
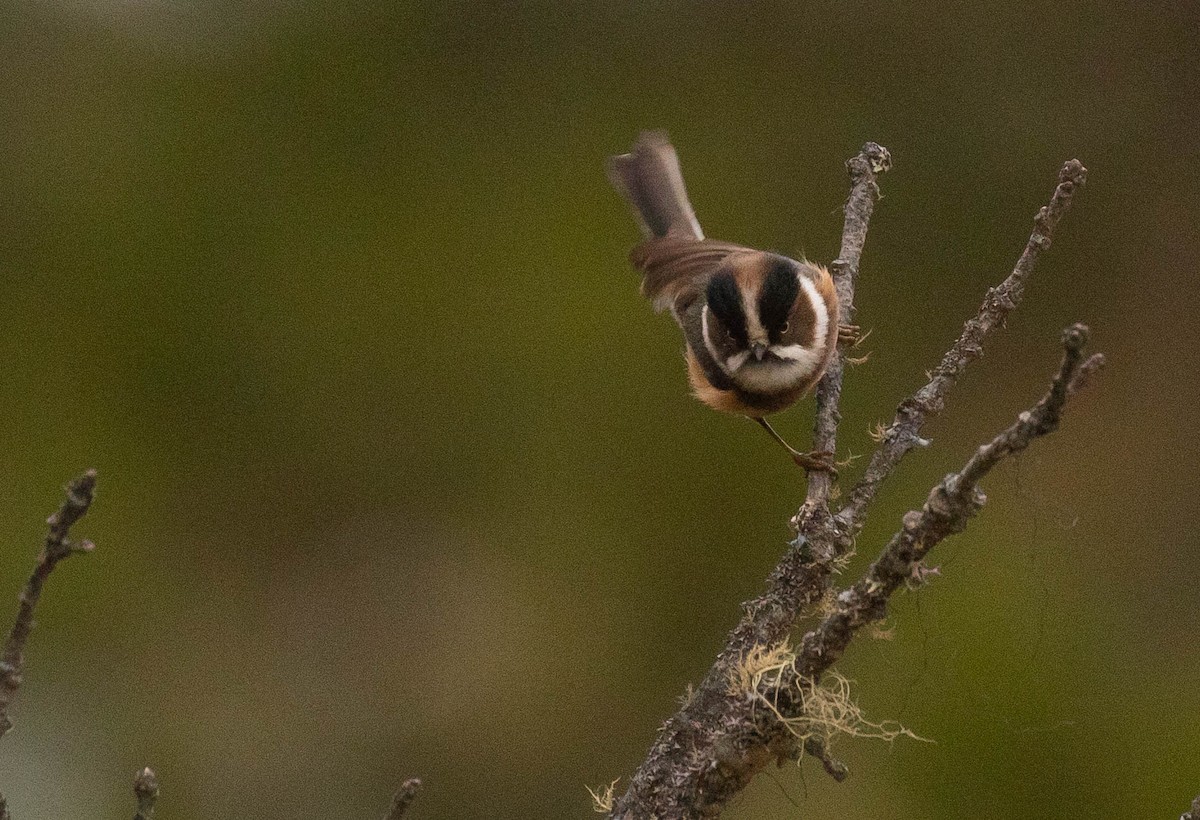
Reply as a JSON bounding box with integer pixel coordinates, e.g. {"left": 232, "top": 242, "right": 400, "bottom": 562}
{"left": 754, "top": 417, "right": 838, "bottom": 475}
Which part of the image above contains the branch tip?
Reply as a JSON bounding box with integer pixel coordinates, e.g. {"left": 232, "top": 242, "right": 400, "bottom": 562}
{"left": 804, "top": 736, "right": 849, "bottom": 782}
{"left": 1061, "top": 322, "right": 1089, "bottom": 351}
{"left": 134, "top": 767, "right": 159, "bottom": 820}
{"left": 851, "top": 142, "right": 892, "bottom": 177}
{"left": 47, "top": 469, "right": 97, "bottom": 527}
{"left": 805, "top": 141, "right": 891, "bottom": 510}
{"left": 1069, "top": 353, "right": 1106, "bottom": 396}
{"left": 1059, "top": 158, "right": 1087, "bottom": 188}
{"left": 384, "top": 778, "right": 422, "bottom": 820}
{"left": 0, "top": 471, "right": 100, "bottom": 741}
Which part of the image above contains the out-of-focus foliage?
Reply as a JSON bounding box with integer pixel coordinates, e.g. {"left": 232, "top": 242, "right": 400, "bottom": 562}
{"left": 0, "top": 2, "right": 1196, "bottom": 817}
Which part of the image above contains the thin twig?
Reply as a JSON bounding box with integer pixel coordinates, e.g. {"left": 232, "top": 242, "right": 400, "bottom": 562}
{"left": 795, "top": 325, "right": 1103, "bottom": 682}
{"left": 803, "top": 736, "right": 848, "bottom": 782}
{"left": 719, "top": 143, "right": 891, "bottom": 659}
{"left": 836, "top": 160, "right": 1088, "bottom": 534}
{"left": 805, "top": 142, "right": 892, "bottom": 508}
{"left": 0, "top": 794, "right": 10, "bottom": 820}
{"left": 0, "top": 469, "right": 98, "bottom": 739}
{"left": 383, "top": 778, "right": 422, "bottom": 820}
{"left": 609, "top": 143, "right": 890, "bottom": 819}
{"left": 133, "top": 767, "right": 159, "bottom": 820}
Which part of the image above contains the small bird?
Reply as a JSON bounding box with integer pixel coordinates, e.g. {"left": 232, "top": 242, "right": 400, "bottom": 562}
{"left": 607, "top": 130, "right": 851, "bottom": 470}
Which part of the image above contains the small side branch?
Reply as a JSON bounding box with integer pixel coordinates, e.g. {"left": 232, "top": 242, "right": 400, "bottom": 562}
{"left": 383, "top": 778, "right": 422, "bottom": 820}
{"left": 803, "top": 736, "right": 849, "bottom": 782}
{"left": 726, "top": 142, "right": 891, "bottom": 659}
{"left": 805, "top": 142, "right": 892, "bottom": 509}
{"left": 133, "top": 767, "right": 159, "bottom": 820}
{"left": 796, "top": 325, "right": 1103, "bottom": 681}
{"left": 0, "top": 469, "right": 98, "bottom": 739}
{"left": 837, "top": 160, "right": 1088, "bottom": 533}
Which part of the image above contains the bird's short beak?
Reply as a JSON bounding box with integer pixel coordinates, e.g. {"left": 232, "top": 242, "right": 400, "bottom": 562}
{"left": 751, "top": 341, "right": 767, "bottom": 361}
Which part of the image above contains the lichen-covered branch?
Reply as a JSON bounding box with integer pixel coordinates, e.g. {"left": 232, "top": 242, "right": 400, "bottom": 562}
{"left": 609, "top": 143, "right": 890, "bottom": 820}
{"left": 794, "top": 324, "right": 1102, "bottom": 684}
{"left": 383, "top": 778, "right": 422, "bottom": 820}
{"left": 724, "top": 326, "right": 1102, "bottom": 786}
{"left": 836, "top": 159, "right": 1088, "bottom": 534}
{"left": 133, "top": 767, "right": 159, "bottom": 820}
{"left": 0, "top": 469, "right": 98, "bottom": 740}
{"left": 1181, "top": 795, "right": 1200, "bottom": 820}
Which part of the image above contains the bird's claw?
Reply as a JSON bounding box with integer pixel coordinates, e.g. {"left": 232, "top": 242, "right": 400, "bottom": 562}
{"left": 792, "top": 449, "right": 838, "bottom": 476}
{"left": 838, "top": 324, "right": 864, "bottom": 347}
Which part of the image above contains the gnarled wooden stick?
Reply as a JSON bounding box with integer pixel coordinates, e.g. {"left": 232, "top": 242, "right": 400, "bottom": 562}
{"left": 0, "top": 469, "right": 98, "bottom": 740}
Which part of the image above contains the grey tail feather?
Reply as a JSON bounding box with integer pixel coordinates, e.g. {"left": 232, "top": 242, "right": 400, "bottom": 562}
{"left": 606, "top": 130, "right": 704, "bottom": 240}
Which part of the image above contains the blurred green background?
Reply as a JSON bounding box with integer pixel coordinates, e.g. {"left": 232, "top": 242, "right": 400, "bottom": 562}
{"left": 0, "top": 1, "right": 1196, "bottom": 817}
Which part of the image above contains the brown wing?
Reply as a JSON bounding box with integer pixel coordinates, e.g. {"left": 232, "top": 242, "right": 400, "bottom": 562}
{"left": 630, "top": 236, "right": 754, "bottom": 313}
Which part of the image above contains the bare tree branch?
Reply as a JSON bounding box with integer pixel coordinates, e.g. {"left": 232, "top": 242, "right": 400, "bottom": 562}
{"left": 133, "top": 767, "right": 159, "bottom": 820}
{"left": 608, "top": 149, "right": 1096, "bottom": 818}
{"left": 0, "top": 469, "right": 98, "bottom": 740}
{"left": 836, "top": 159, "right": 1088, "bottom": 534}
{"left": 1181, "top": 795, "right": 1200, "bottom": 820}
{"left": 383, "top": 778, "right": 422, "bottom": 820}
{"left": 717, "top": 142, "right": 892, "bottom": 666}
{"left": 712, "top": 326, "right": 1102, "bottom": 786}
{"left": 795, "top": 324, "right": 1102, "bottom": 682}
{"left": 806, "top": 142, "right": 893, "bottom": 508}
{"left": 609, "top": 143, "right": 890, "bottom": 819}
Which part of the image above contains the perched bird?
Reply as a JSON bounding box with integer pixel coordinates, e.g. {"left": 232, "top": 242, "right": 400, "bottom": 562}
{"left": 606, "top": 130, "right": 851, "bottom": 469}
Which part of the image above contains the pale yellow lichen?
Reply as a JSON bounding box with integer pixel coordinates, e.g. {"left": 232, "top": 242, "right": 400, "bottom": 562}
{"left": 727, "top": 642, "right": 796, "bottom": 698}
{"left": 728, "top": 641, "right": 929, "bottom": 751}
{"left": 587, "top": 778, "right": 619, "bottom": 814}
{"left": 677, "top": 682, "right": 696, "bottom": 708}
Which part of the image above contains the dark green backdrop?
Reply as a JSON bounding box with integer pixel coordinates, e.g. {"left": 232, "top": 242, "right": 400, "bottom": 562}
{"left": 0, "top": 2, "right": 1196, "bottom": 817}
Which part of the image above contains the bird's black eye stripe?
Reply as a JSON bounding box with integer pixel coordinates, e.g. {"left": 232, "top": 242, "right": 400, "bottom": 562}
{"left": 705, "top": 272, "right": 748, "bottom": 344}
{"left": 759, "top": 258, "right": 799, "bottom": 341}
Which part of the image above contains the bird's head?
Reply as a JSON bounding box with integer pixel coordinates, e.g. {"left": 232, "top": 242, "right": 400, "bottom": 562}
{"left": 701, "top": 253, "right": 835, "bottom": 394}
